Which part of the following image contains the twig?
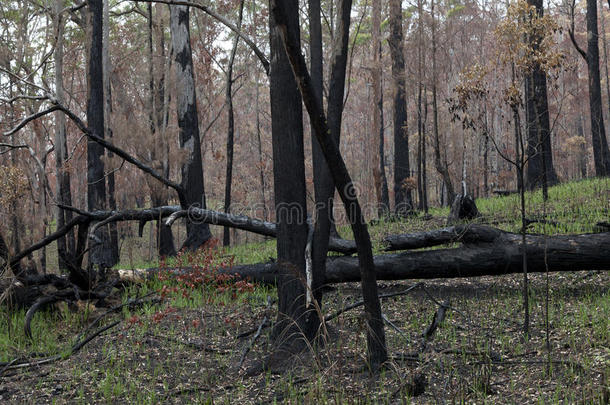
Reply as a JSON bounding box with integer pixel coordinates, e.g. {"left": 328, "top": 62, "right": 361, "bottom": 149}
{"left": 382, "top": 313, "right": 409, "bottom": 340}
{"left": 324, "top": 282, "right": 423, "bottom": 323}
{"left": 238, "top": 315, "right": 268, "bottom": 369}
{"left": 238, "top": 295, "right": 272, "bottom": 367}
{"left": 420, "top": 300, "right": 450, "bottom": 352}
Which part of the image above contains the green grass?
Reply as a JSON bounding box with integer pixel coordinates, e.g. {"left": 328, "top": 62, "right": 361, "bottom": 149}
{"left": 1, "top": 177, "right": 608, "bottom": 403}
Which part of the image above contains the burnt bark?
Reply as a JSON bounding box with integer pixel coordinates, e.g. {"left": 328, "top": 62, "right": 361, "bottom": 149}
{"left": 223, "top": 0, "right": 245, "bottom": 247}
{"left": 170, "top": 4, "right": 212, "bottom": 249}
{"left": 271, "top": 0, "right": 388, "bottom": 371}
{"left": 87, "top": 0, "right": 113, "bottom": 270}
{"left": 269, "top": 0, "right": 315, "bottom": 344}
{"left": 388, "top": 0, "right": 413, "bottom": 216}
{"left": 430, "top": 0, "right": 455, "bottom": 205}
{"left": 585, "top": 0, "right": 610, "bottom": 176}
{"left": 524, "top": 0, "right": 558, "bottom": 191}
{"left": 225, "top": 228, "right": 610, "bottom": 284}
{"left": 54, "top": 0, "right": 75, "bottom": 272}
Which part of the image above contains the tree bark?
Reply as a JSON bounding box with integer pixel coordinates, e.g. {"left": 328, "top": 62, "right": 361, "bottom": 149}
{"left": 169, "top": 4, "right": 212, "bottom": 250}
{"left": 148, "top": 4, "right": 176, "bottom": 257}
{"left": 223, "top": 0, "right": 245, "bottom": 247}
{"left": 372, "top": 0, "right": 389, "bottom": 217}
{"left": 87, "top": 0, "right": 113, "bottom": 269}
{"left": 268, "top": 0, "right": 316, "bottom": 344}
{"left": 54, "top": 0, "right": 75, "bottom": 272}
{"left": 270, "top": 0, "right": 388, "bottom": 371}
{"left": 225, "top": 228, "right": 610, "bottom": 284}
{"left": 103, "top": 0, "right": 119, "bottom": 266}
{"left": 308, "top": 0, "right": 326, "bottom": 313}
{"left": 586, "top": 0, "right": 610, "bottom": 176}
{"left": 388, "top": 0, "right": 414, "bottom": 216}
{"left": 431, "top": 0, "right": 456, "bottom": 205}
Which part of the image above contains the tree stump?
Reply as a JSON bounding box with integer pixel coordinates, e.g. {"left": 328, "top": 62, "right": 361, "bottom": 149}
{"left": 447, "top": 194, "right": 479, "bottom": 225}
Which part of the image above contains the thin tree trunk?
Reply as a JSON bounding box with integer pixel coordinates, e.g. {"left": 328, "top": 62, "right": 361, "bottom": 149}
{"left": 148, "top": 4, "right": 176, "bottom": 257}
{"left": 54, "top": 0, "right": 75, "bottom": 271}
{"left": 371, "top": 0, "right": 388, "bottom": 217}
{"left": 223, "top": 0, "right": 245, "bottom": 247}
{"left": 586, "top": 0, "right": 610, "bottom": 176}
{"left": 431, "top": 0, "right": 456, "bottom": 204}
{"left": 599, "top": 0, "right": 610, "bottom": 121}
{"left": 87, "top": 0, "right": 113, "bottom": 270}
{"left": 270, "top": 0, "right": 388, "bottom": 371}
{"left": 309, "top": 0, "right": 326, "bottom": 311}
{"left": 524, "top": 0, "right": 558, "bottom": 190}
{"left": 170, "top": 4, "right": 212, "bottom": 250}
{"left": 103, "top": 0, "right": 119, "bottom": 266}
{"left": 388, "top": 0, "right": 413, "bottom": 215}
{"left": 269, "top": 0, "right": 315, "bottom": 344}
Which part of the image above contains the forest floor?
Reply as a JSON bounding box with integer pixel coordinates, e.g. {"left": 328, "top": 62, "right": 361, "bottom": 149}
{"left": 0, "top": 178, "right": 609, "bottom": 404}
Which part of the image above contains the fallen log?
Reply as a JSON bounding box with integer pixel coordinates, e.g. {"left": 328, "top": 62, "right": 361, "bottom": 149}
{"left": 222, "top": 227, "right": 610, "bottom": 284}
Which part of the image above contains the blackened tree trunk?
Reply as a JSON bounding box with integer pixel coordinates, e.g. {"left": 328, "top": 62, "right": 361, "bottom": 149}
{"left": 148, "top": 4, "right": 176, "bottom": 257}
{"left": 170, "top": 4, "right": 212, "bottom": 250}
{"left": 378, "top": 83, "right": 390, "bottom": 216}
{"left": 586, "top": 0, "right": 610, "bottom": 176}
{"left": 372, "top": 0, "right": 389, "bottom": 217}
{"left": 309, "top": 0, "right": 326, "bottom": 310}
{"left": 524, "top": 0, "right": 558, "bottom": 191}
{"left": 87, "top": 0, "right": 113, "bottom": 269}
{"left": 388, "top": 0, "right": 413, "bottom": 216}
{"left": 103, "top": 0, "right": 119, "bottom": 266}
{"left": 54, "top": 0, "right": 75, "bottom": 271}
{"left": 309, "top": 0, "right": 353, "bottom": 329}
{"left": 269, "top": 0, "right": 317, "bottom": 344}
{"left": 223, "top": 0, "right": 245, "bottom": 247}
{"left": 431, "top": 0, "right": 456, "bottom": 204}
{"left": 270, "top": 0, "right": 388, "bottom": 371}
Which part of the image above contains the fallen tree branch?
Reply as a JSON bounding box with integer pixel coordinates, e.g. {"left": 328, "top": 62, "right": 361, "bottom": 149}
{"left": 420, "top": 301, "right": 450, "bottom": 351}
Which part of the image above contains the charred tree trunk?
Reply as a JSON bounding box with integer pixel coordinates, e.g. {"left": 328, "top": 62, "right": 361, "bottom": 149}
{"left": 586, "top": 0, "right": 610, "bottom": 176}
{"left": 309, "top": 0, "right": 326, "bottom": 311}
{"left": 87, "top": 0, "right": 113, "bottom": 270}
{"left": 54, "top": 0, "right": 75, "bottom": 271}
{"left": 148, "top": 4, "right": 176, "bottom": 257}
{"left": 431, "top": 0, "right": 455, "bottom": 205}
{"left": 223, "top": 0, "right": 245, "bottom": 247}
{"left": 372, "top": 0, "right": 389, "bottom": 217}
{"left": 103, "top": 0, "right": 119, "bottom": 266}
{"left": 170, "top": 4, "right": 212, "bottom": 250}
{"left": 388, "top": 0, "right": 413, "bottom": 216}
{"left": 271, "top": 0, "right": 388, "bottom": 371}
{"left": 269, "top": 0, "right": 317, "bottom": 345}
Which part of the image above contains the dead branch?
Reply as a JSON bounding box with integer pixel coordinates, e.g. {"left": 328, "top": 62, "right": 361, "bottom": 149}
{"left": 132, "top": 0, "right": 269, "bottom": 75}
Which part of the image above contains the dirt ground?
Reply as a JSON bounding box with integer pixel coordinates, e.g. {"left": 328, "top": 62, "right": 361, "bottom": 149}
{"left": 1, "top": 271, "right": 608, "bottom": 404}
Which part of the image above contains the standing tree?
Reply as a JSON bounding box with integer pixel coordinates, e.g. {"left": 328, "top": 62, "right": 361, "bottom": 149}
{"left": 87, "top": 0, "right": 114, "bottom": 270}
{"left": 54, "top": 0, "right": 76, "bottom": 271}
{"left": 372, "top": 0, "right": 390, "bottom": 216}
{"left": 223, "top": 0, "right": 245, "bottom": 247}
{"left": 430, "top": 0, "right": 456, "bottom": 205}
{"left": 309, "top": 0, "right": 353, "bottom": 321}
{"left": 170, "top": 3, "right": 212, "bottom": 250}
{"left": 569, "top": 0, "right": 610, "bottom": 176}
{"left": 148, "top": 3, "right": 176, "bottom": 256}
{"left": 388, "top": 0, "right": 414, "bottom": 215}
{"left": 270, "top": 0, "right": 388, "bottom": 371}
{"left": 268, "top": 0, "right": 315, "bottom": 345}
{"left": 524, "top": 0, "right": 558, "bottom": 195}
